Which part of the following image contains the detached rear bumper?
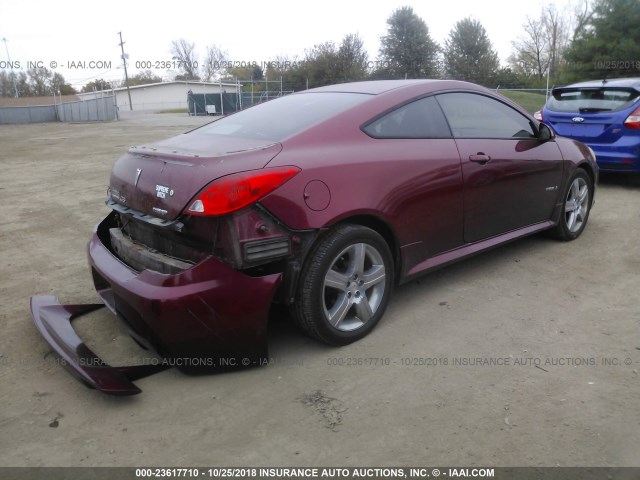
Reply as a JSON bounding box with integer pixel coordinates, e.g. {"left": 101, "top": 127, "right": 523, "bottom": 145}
{"left": 29, "top": 296, "right": 162, "bottom": 395}
{"left": 30, "top": 215, "right": 282, "bottom": 395}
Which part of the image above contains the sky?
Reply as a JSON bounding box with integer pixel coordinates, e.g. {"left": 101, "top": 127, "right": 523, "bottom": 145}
{"left": 0, "top": 0, "right": 576, "bottom": 90}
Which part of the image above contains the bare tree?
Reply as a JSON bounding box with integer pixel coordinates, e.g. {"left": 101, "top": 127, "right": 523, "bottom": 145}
{"left": 509, "top": 16, "right": 549, "bottom": 78}
{"left": 509, "top": 5, "right": 572, "bottom": 82}
{"left": 543, "top": 4, "right": 570, "bottom": 79}
{"left": 571, "top": 0, "right": 594, "bottom": 41}
{"left": 201, "top": 44, "right": 228, "bottom": 81}
{"left": 170, "top": 39, "right": 200, "bottom": 80}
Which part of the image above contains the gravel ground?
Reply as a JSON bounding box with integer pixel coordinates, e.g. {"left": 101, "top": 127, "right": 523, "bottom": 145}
{"left": 0, "top": 112, "right": 639, "bottom": 468}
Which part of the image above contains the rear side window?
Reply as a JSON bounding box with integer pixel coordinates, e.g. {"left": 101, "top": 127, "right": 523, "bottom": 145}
{"left": 363, "top": 96, "right": 451, "bottom": 138}
{"left": 547, "top": 88, "right": 640, "bottom": 113}
{"left": 436, "top": 92, "right": 536, "bottom": 139}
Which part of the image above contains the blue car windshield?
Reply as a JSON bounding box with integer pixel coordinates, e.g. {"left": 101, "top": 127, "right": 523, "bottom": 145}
{"left": 547, "top": 88, "right": 640, "bottom": 113}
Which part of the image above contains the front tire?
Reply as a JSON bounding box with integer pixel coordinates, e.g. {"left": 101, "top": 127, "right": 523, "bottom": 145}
{"left": 294, "top": 224, "right": 394, "bottom": 345}
{"left": 552, "top": 169, "right": 592, "bottom": 241}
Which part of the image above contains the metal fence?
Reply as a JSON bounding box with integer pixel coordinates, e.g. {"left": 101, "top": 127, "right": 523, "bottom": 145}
{"left": 187, "top": 90, "right": 294, "bottom": 116}
{"left": 58, "top": 96, "right": 116, "bottom": 122}
{"left": 0, "top": 104, "right": 56, "bottom": 124}
{"left": 0, "top": 96, "right": 116, "bottom": 124}
{"left": 188, "top": 93, "right": 241, "bottom": 116}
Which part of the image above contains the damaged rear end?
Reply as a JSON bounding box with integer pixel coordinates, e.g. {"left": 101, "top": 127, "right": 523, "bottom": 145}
{"left": 31, "top": 131, "right": 308, "bottom": 394}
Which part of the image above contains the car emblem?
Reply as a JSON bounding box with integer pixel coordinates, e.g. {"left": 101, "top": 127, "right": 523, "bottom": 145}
{"left": 572, "top": 117, "right": 585, "bottom": 123}
{"left": 134, "top": 168, "right": 142, "bottom": 187}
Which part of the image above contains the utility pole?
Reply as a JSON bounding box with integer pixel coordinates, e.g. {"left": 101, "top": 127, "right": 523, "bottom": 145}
{"left": 2, "top": 37, "right": 19, "bottom": 97}
{"left": 118, "top": 31, "right": 133, "bottom": 110}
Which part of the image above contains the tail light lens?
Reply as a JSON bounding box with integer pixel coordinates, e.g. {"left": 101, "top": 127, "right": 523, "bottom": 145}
{"left": 624, "top": 106, "right": 640, "bottom": 129}
{"left": 186, "top": 166, "right": 300, "bottom": 216}
{"left": 534, "top": 110, "right": 543, "bottom": 122}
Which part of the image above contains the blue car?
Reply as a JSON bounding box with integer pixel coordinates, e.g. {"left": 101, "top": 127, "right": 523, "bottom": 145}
{"left": 538, "top": 78, "right": 640, "bottom": 172}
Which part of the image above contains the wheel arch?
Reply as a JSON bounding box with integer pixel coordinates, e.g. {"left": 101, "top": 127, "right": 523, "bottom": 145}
{"left": 291, "top": 220, "right": 397, "bottom": 345}
{"left": 551, "top": 164, "right": 594, "bottom": 241}
{"left": 576, "top": 162, "right": 597, "bottom": 203}
{"left": 325, "top": 214, "right": 402, "bottom": 284}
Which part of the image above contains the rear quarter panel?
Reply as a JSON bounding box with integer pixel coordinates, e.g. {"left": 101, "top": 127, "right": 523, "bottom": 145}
{"left": 261, "top": 134, "right": 464, "bottom": 274}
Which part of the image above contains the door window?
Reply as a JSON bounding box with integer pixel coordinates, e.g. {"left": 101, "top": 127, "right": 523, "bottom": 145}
{"left": 436, "top": 93, "right": 536, "bottom": 139}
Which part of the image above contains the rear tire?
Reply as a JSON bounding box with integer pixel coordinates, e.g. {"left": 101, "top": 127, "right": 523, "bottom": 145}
{"left": 552, "top": 169, "right": 592, "bottom": 241}
{"left": 294, "top": 224, "right": 394, "bottom": 345}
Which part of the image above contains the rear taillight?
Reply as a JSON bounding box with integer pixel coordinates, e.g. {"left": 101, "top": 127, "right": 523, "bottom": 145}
{"left": 534, "top": 110, "right": 543, "bottom": 122}
{"left": 186, "top": 166, "right": 300, "bottom": 216}
{"left": 624, "top": 106, "right": 640, "bottom": 129}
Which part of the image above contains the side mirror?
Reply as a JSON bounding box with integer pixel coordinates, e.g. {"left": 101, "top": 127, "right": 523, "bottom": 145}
{"left": 538, "top": 123, "right": 556, "bottom": 142}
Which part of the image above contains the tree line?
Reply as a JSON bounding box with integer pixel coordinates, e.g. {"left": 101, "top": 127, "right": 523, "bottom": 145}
{"left": 1, "top": 0, "right": 638, "bottom": 98}
{"left": 167, "top": 0, "right": 640, "bottom": 91}
{"left": 0, "top": 68, "right": 164, "bottom": 98}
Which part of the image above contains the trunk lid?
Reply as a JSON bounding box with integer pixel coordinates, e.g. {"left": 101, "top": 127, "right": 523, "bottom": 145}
{"left": 109, "top": 133, "right": 283, "bottom": 220}
{"left": 544, "top": 111, "right": 623, "bottom": 144}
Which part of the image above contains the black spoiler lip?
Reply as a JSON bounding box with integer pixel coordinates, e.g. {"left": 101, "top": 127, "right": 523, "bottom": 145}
{"left": 29, "top": 296, "right": 167, "bottom": 395}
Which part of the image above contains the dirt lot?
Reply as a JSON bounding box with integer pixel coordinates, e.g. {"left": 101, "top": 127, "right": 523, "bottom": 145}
{"left": 1, "top": 112, "right": 639, "bottom": 468}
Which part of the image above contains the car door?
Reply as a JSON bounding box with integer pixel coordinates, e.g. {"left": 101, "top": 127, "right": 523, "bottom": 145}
{"left": 436, "top": 92, "right": 564, "bottom": 243}
{"left": 361, "top": 95, "right": 464, "bottom": 272}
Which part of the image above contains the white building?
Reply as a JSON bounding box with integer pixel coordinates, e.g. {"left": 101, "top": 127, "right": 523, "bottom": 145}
{"left": 77, "top": 80, "right": 240, "bottom": 112}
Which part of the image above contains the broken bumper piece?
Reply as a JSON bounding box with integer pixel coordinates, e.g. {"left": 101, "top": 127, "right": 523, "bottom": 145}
{"left": 29, "top": 296, "right": 166, "bottom": 395}
{"left": 30, "top": 229, "right": 283, "bottom": 395}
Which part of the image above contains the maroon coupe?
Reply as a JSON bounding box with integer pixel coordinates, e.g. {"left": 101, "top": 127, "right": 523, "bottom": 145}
{"left": 30, "top": 80, "right": 598, "bottom": 394}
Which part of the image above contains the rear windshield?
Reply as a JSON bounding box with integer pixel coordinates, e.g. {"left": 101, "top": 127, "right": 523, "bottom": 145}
{"left": 193, "top": 92, "right": 369, "bottom": 141}
{"left": 547, "top": 88, "right": 640, "bottom": 113}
